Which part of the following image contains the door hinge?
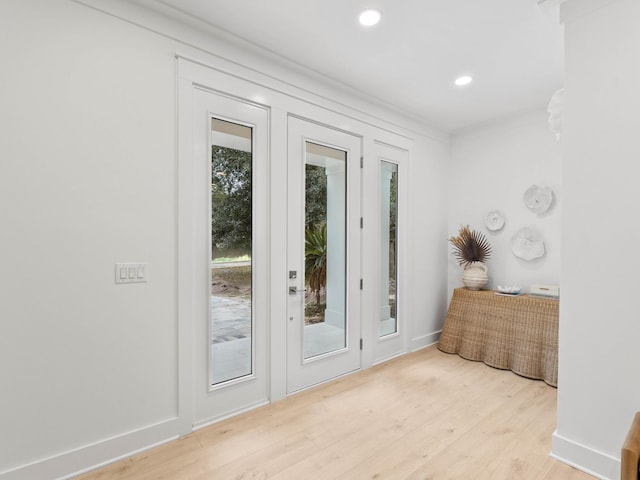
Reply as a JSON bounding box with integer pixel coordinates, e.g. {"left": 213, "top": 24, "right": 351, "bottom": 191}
{"left": 360, "top": 156, "right": 363, "bottom": 168}
{"left": 360, "top": 338, "right": 363, "bottom": 350}
{"left": 360, "top": 217, "right": 363, "bottom": 228}
{"left": 360, "top": 279, "right": 363, "bottom": 290}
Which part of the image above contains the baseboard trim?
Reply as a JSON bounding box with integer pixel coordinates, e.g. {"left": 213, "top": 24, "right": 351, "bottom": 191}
{"left": 410, "top": 330, "right": 442, "bottom": 352}
{"left": 193, "top": 399, "right": 270, "bottom": 431}
{"left": 551, "top": 430, "right": 620, "bottom": 480}
{"left": 372, "top": 350, "right": 407, "bottom": 366}
{"left": 1, "top": 418, "right": 182, "bottom": 480}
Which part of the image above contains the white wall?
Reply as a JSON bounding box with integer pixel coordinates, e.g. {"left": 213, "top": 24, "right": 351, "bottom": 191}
{"left": 0, "top": 0, "right": 181, "bottom": 476}
{"left": 552, "top": 0, "right": 640, "bottom": 478}
{"left": 0, "top": 1, "right": 449, "bottom": 478}
{"left": 448, "top": 110, "right": 562, "bottom": 298}
{"left": 409, "top": 138, "right": 451, "bottom": 349}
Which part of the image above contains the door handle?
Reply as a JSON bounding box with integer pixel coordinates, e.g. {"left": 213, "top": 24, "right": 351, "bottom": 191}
{"left": 289, "top": 286, "right": 305, "bottom": 295}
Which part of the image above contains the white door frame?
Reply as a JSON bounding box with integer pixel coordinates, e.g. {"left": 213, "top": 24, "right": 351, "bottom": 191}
{"left": 178, "top": 56, "right": 415, "bottom": 427}
{"left": 180, "top": 83, "right": 270, "bottom": 428}
{"left": 286, "top": 116, "right": 363, "bottom": 394}
{"left": 371, "top": 141, "right": 410, "bottom": 363}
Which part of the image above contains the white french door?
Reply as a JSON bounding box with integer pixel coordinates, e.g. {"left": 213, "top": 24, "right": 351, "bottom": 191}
{"left": 372, "top": 141, "right": 408, "bottom": 362}
{"left": 286, "top": 117, "right": 362, "bottom": 393}
{"left": 190, "top": 87, "right": 269, "bottom": 425}
{"left": 179, "top": 57, "right": 413, "bottom": 429}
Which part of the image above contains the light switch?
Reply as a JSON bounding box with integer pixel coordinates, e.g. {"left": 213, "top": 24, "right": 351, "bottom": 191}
{"left": 115, "top": 263, "right": 147, "bottom": 284}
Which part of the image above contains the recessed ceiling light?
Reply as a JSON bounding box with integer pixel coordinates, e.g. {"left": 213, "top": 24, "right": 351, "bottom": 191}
{"left": 359, "top": 9, "right": 382, "bottom": 26}
{"left": 455, "top": 75, "right": 473, "bottom": 86}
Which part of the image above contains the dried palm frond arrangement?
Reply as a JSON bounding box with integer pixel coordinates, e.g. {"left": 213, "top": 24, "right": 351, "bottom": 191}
{"left": 449, "top": 225, "right": 492, "bottom": 266}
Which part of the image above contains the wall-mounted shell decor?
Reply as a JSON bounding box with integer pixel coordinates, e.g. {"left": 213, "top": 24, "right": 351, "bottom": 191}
{"left": 511, "top": 227, "right": 545, "bottom": 261}
{"left": 523, "top": 185, "right": 553, "bottom": 214}
{"left": 484, "top": 210, "right": 505, "bottom": 231}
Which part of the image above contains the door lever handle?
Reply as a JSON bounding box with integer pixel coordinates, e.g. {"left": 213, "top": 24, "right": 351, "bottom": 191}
{"left": 289, "top": 286, "right": 305, "bottom": 295}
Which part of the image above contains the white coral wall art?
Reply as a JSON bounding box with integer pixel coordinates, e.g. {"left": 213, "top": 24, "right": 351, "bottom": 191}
{"left": 485, "top": 210, "right": 505, "bottom": 231}
{"left": 523, "top": 185, "right": 553, "bottom": 214}
{"left": 511, "top": 227, "right": 545, "bottom": 261}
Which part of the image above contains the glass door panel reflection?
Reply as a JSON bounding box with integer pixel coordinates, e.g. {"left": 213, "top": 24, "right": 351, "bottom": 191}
{"left": 380, "top": 161, "right": 398, "bottom": 337}
{"left": 304, "top": 142, "right": 346, "bottom": 359}
{"left": 210, "top": 118, "right": 253, "bottom": 385}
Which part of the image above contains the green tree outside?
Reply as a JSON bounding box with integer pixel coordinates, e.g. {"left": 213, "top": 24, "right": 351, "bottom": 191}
{"left": 211, "top": 146, "right": 252, "bottom": 259}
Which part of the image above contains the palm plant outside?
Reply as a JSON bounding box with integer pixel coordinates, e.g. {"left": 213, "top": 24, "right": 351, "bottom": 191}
{"left": 305, "top": 224, "right": 327, "bottom": 305}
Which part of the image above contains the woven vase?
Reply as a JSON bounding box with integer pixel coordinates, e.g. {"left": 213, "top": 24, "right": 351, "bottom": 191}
{"left": 462, "top": 262, "right": 488, "bottom": 290}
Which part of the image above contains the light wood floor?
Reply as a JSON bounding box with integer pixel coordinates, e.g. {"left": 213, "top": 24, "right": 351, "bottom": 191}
{"left": 78, "top": 346, "right": 595, "bottom": 480}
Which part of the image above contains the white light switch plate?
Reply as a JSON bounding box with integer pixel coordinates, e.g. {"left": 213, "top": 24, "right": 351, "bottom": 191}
{"left": 115, "top": 263, "right": 147, "bottom": 284}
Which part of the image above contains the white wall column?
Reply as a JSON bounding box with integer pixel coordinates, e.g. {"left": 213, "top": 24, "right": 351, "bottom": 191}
{"left": 553, "top": 1, "right": 640, "bottom": 478}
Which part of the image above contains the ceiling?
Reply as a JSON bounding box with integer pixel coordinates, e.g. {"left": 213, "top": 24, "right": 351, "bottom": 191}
{"left": 136, "top": 0, "right": 564, "bottom": 133}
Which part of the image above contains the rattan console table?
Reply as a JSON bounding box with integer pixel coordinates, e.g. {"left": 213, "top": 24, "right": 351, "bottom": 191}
{"left": 438, "top": 288, "right": 559, "bottom": 387}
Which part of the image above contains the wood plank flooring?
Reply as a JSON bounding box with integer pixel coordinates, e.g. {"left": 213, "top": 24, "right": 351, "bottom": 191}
{"left": 77, "top": 346, "right": 595, "bottom": 480}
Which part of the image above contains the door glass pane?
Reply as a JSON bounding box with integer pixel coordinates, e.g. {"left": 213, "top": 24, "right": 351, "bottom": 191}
{"left": 210, "top": 118, "right": 252, "bottom": 385}
{"left": 380, "top": 161, "right": 398, "bottom": 337}
{"left": 304, "top": 142, "right": 346, "bottom": 359}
